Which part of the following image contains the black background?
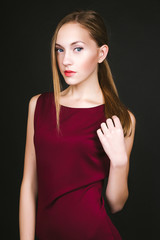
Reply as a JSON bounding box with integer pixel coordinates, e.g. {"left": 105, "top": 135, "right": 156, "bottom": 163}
{"left": 2, "top": 0, "right": 159, "bottom": 239}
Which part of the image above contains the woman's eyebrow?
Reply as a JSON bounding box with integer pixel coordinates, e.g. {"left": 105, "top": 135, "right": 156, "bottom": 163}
{"left": 55, "top": 41, "right": 85, "bottom": 47}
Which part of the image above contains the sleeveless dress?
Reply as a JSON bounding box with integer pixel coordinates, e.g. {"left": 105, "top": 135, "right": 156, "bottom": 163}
{"left": 34, "top": 92, "right": 122, "bottom": 240}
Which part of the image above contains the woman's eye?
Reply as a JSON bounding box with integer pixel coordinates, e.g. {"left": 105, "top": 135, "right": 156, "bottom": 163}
{"left": 55, "top": 48, "right": 63, "bottom": 53}
{"left": 74, "top": 47, "right": 83, "bottom": 52}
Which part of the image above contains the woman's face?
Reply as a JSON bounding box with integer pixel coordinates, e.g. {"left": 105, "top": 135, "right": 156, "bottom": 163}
{"left": 55, "top": 22, "right": 101, "bottom": 85}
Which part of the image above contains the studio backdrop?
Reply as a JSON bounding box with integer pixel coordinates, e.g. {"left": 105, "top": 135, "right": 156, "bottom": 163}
{"left": 2, "top": 0, "right": 159, "bottom": 239}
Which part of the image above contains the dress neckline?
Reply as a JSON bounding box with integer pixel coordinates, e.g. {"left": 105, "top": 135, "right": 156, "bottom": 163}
{"left": 51, "top": 92, "right": 105, "bottom": 109}
{"left": 60, "top": 103, "right": 105, "bottom": 109}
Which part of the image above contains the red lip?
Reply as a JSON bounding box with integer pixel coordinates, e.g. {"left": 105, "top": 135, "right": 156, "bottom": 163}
{"left": 64, "top": 70, "right": 76, "bottom": 73}
{"left": 64, "top": 70, "right": 76, "bottom": 77}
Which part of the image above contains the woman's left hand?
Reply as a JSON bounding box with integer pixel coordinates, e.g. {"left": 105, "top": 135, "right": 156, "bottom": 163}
{"left": 96, "top": 115, "right": 128, "bottom": 167}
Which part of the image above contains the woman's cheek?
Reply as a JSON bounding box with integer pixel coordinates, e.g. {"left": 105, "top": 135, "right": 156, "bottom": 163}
{"left": 80, "top": 54, "right": 98, "bottom": 72}
{"left": 56, "top": 57, "right": 63, "bottom": 72}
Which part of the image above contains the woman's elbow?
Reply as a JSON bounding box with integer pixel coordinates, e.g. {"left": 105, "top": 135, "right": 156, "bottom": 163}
{"left": 110, "top": 191, "right": 129, "bottom": 214}
{"left": 110, "top": 204, "right": 124, "bottom": 214}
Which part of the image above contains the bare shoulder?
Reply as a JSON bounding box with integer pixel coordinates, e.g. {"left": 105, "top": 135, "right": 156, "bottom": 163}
{"left": 28, "top": 93, "right": 42, "bottom": 113}
{"left": 29, "top": 93, "right": 42, "bottom": 106}
{"left": 128, "top": 110, "right": 136, "bottom": 129}
{"left": 125, "top": 110, "right": 136, "bottom": 151}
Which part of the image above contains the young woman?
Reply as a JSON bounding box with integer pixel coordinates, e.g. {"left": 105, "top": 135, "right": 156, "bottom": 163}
{"left": 19, "top": 9, "right": 136, "bottom": 240}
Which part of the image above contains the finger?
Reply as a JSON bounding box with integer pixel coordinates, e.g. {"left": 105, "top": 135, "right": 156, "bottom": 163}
{"left": 100, "top": 122, "right": 110, "bottom": 135}
{"left": 106, "top": 118, "right": 114, "bottom": 130}
{"left": 96, "top": 128, "right": 107, "bottom": 143}
{"left": 112, "top": 115, "right": 123, "bottom": 129}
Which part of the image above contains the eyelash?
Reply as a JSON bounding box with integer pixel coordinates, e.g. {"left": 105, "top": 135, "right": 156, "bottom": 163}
{"left": 55, "top": 47, "right": 83, "bottom": 53}
{"left": 55, "top": 48, "right": 63, "bottom": 53}
{"left": 74, "top": 47, "right": 83, "bottom": 52}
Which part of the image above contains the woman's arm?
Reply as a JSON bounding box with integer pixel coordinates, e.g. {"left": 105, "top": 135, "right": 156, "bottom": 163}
{"left": 97, "top": 111, "right": 136, "bottom": 213}
{"left": 19, "top": 94, "right": 41, "bottom": 240}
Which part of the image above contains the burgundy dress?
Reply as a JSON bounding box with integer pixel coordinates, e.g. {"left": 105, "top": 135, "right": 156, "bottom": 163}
{"left": 34, "top": 92, "right": 122, "bottom": 240}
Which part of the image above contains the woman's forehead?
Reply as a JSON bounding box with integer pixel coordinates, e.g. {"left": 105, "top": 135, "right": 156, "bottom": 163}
{"left": 56, "top": 23, "right": 95, "bottom": 47}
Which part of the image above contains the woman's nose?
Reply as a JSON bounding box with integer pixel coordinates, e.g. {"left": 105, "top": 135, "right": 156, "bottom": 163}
{"left": 62, "top": 51, "right": 73, "bottom": 66}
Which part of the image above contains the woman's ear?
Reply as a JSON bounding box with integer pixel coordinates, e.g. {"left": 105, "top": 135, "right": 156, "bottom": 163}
{"left": 98, "top": 45, "right": 109, "bottom": 63}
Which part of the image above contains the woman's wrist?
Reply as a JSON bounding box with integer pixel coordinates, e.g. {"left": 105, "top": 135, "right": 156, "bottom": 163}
{"left": 109, "top": 153, "right": 128, "bottom": 169}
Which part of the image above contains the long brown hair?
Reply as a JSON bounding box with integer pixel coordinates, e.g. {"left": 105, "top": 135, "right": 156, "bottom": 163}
{"left": 51, "top": 9, "right": 132, "bottom": 136}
